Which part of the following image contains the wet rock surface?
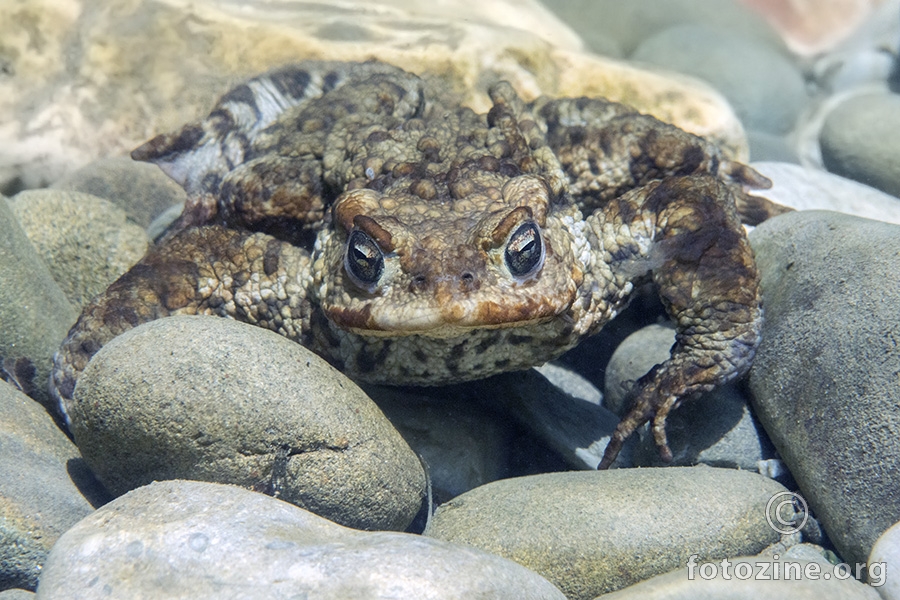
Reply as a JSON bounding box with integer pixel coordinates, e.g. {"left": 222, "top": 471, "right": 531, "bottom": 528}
{"left": 749, "top": 210, "right": 900, "bottom": 567}
{"left": 50, "top": 157, "right": 187, "bottom": 228}
{"left": 8, "top": 189, "right": 148, "bottom": 309}
{"left": 429, "top": 467, "right": 786, "bottom": 599}
{"left": 0, "top": 198, "right": 77, "bottom": 411}
{"left": 0, "top": 381, "right": 100, "bottom": 591}
{"left": 605, "top": 324, "right": 775, "bottom": 470}
{"left": 2, "top": 0, "right": 900, "bottom": 596}
{"left": 36, "top": 480, "right": 566, "bottom": 600}
{"left": 71, "top": 316, "right": 425, "bottom": 532}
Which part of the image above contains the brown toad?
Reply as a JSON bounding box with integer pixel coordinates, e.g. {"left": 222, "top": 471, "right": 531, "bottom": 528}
{"left": 51, "top": 61, "right": 786, "bottom": 468}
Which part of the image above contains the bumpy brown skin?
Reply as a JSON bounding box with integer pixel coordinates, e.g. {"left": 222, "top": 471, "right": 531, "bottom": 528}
{"left": 52, "top": 61, "right": 787, "bottom": 468}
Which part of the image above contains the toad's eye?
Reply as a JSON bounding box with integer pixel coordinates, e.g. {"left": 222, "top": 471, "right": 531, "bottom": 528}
{"left": 504, "top": 221, "right": 544, "bottom": 279}
{"left": 345, "top": 229, "right": 385, "bottom": 290}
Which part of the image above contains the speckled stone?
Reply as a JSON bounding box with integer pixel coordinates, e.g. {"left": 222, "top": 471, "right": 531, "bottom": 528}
{"left": 9, "top": 189, "right": 149, "bottom": 308}
{"left": 70, "top": 315, "right": 425, "bottom": 531}
{"left": 0, "top": 197, "right": 76, "bottom": 410}
{"left": 36, "top": 480, "right": 566, "bottom": 600}
{"left": 749, "top": 210, "right": 900, "bottom": 566}
{"left": 429, "top": 467, "right": 787, "bottom": 599}
{"left": 0, "top": 380, "right": 99, "bottom": 591}
{"left": 50, "top": 156, "right": 187, "bottom": 228}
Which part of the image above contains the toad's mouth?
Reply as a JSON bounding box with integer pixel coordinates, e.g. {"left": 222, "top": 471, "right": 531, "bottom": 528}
{"left": 323, "top": 296, "right": 570, "bottom": 338}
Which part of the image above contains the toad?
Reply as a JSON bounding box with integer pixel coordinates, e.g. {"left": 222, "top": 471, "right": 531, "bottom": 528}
{"left": 51, "top": 61, "right": 785, "bottom": 468}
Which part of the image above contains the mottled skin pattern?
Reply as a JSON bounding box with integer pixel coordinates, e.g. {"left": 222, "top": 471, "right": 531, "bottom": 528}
{"left": 52, "top": 61, "right": 786, "bottom": 469}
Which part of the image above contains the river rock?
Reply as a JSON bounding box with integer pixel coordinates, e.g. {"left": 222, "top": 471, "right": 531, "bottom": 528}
{"left": 0, "top": 380, "right": 99, "bottom": 591}
{"left": 429, "top": 466, "right": 786, "bottom": 599}
{"left": 749, "top": 162, "right": 900, "bottom": 225}
{"left": 820, "top": 91, "right": 900, "bottom": 198}
{"left": 544, "top": 0, "right": 781, "bottom": 57}
{"left": 364, "top": 385, "right": 512, "bottom": 504}
{"left": 50, "top": 156, "right": 188, "bottom": 228}
{"left": 8, "top": 190, "right": 149, "bottom": 309}
{"left": 594, "top": 553, "right": 881, "bottom": 599}
{"left": 482, "top": 367, "right": 630, "bottom": 470}
{"left": 70, "top": 315, "right": 425, "bottom": 531}
{"left": 744, "top": 0, "right": 889, "bottom": 55}
{"left": 0, "top": 591, "right": 36, "bottom": 600}
{"left": 35, "top": 479, "right": 566, "bottom": 599}
{"left": 868, "top": 519, "right": 900, "bottom": 599}
{"left": 0, "top": 197, "right": 76, "bottom": 410}
{"left": 748, "top": 210, "right": 900, "bottom": 566}
{"left": 632, "top": 23, "right": 807, "bottom": 135}
{"left": 604, "top": 323, "right": 774, "bottom": 470}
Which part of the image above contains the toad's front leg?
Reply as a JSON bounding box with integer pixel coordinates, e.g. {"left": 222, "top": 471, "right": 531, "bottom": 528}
{"left": 588, "top": 175, "right": 762, "bottom": 469}
{"left": 50, "top": 226, "right": 314, "bottom": 424}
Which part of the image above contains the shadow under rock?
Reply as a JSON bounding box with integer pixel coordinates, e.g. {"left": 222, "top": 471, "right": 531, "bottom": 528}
{"left": 67, "top": 458, "right": 114, "bottom": 509}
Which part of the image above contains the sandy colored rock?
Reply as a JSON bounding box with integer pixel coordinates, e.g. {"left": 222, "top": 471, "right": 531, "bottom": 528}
{"left": 9, "top": 189, "right": 149, "bottom": 308}
{"left": 1, "top": 0, "right": 749, "bottom": 194}
{"left": 0, "top": 197, "right": 76, "bottom": 410}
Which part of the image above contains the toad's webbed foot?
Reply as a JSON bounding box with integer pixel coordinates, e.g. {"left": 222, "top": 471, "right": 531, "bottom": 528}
{"left": 590, "top": 175, "right": 762, "bottom": 469}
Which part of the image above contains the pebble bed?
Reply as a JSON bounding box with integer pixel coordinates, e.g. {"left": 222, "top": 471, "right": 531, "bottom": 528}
{"left": 1, "top": 1, "right": 900, "bottom": 599}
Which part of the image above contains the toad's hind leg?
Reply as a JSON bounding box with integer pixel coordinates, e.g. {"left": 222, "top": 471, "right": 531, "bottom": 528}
{"left": 50, "top": 226, "right": 313, "bottom": 425}
{"left": 590, "top": 175, "right": 762, "bottom": 469}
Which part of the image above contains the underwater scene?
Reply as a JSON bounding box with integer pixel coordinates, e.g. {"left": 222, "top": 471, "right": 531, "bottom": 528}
{"left": 1, "top": 0, "right": 899, "bottom": 597}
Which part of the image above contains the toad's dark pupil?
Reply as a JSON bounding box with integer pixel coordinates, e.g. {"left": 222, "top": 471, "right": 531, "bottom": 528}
{"left": 505, "top": 222, "right": 543, "bottom": 278}
{"left": 346, "top": 230, "right": 384, "bottom": 285}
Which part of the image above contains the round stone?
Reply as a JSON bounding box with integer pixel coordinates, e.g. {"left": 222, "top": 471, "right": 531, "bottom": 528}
{"left": 820, "top": 91, "right": 900, "bottom": 198}
{"left": 632, "top": 23, "right": 806, "bottom": 134}
{"left": 429, "top": 467, "right": 786, "bottom": 598}
{"left": 71, "top": 315, "right": 425, "bottom": 531}
{"left": 36, "top": 480, "right": 566, "bottom": 599}
{"left": 9, "top": 189, "right": 149, "bottom": 308}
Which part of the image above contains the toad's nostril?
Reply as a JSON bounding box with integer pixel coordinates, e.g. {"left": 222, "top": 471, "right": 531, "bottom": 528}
{"left": 459, "top": 271, "right": 479, "bottom": 292}
{"left": 410, "top": 273, "right": 428, "bottom": 292}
